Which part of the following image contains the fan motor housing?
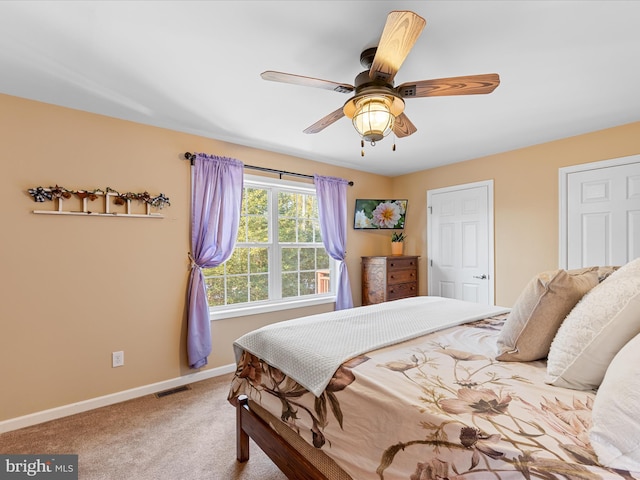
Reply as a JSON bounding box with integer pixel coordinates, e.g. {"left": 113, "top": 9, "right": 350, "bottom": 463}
{"left": 359, "top": 47, "right": 378, "bottom": 69}
{"left": 353, "top": 70, "right": 391, "bottom": 92}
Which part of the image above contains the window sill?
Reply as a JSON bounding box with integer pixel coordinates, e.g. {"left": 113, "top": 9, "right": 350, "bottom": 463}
{"left": 209, "top": 295, "right": 336, "bottom": 321}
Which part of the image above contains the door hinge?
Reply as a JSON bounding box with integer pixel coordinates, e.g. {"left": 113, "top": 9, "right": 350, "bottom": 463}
{"left": 428, "top": 205, "right": 432, "bottom": 214}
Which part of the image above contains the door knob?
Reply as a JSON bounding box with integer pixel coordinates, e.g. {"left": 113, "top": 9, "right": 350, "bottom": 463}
{"left": 473, "top": 274, "right": 488, "bottom": 280}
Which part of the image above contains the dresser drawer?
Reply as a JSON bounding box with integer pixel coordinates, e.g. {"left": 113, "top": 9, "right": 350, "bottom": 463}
{"left": 387, "top": 269, "right": 417, "bottom": 285}
{"left": 388, "top": 282, "right": 418, "bottom": 300}
{"left": 387, "top": 258, "right": 417, "bottom": 270}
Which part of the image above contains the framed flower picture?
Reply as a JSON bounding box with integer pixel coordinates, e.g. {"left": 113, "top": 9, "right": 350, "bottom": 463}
{"left": 353, "top": 199, "right": 408, "bottom": 229}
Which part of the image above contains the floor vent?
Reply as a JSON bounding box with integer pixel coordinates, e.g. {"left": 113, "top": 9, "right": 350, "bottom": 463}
{"left": 155, "top": 385, "right": 191, "bottom": 398}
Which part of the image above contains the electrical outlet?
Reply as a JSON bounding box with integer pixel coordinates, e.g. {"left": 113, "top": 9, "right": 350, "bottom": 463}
{"left": 112, "top": 351, "right": 124, "bottom": 368}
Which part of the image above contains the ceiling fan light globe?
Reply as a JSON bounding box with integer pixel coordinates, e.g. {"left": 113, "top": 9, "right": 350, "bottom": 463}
{"left": 352, "top": 97, "right": 395, "bottom": 142}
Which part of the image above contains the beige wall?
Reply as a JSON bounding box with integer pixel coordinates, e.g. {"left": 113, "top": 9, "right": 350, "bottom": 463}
{"left": 2, "top": 91, "right": 639, "bottom": 423}
{"left": 0, "top": 94, "right": 392, "bottom": 421}
{"left": 395, "top": 122, "right": 640, "bottom": 306}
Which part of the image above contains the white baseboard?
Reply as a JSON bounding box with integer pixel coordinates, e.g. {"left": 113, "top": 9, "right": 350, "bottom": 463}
{"left": 0, "top": 363, "right": 236, "bottom": 434}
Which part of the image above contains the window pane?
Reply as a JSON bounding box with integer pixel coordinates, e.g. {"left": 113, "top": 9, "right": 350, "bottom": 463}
{"left": 250, "top": 274, "right": 268, "bottom": 302}
{"left": 316, "top": 267, "right": 331, "bottom": 294}
{"left": 313, "top": 220, "right": 322, "bottom": 243}
{"left": 205, "top": 277, "right": 225, "bottom": 306}
{"left": 279, "top": 218, "right": 296, "bottom": 242}
{"left": 281, "top": 247, "right": 298, "bottom": 272}
{"left": 246, "top": 188, "right": 268, "bottom": 215}
{"left": 300, "top": 271, "right": 316, "bottom": 296}
{"left": 227, "top": 276, "right": 249, "bottom": 304}
{"left": 203, "top": 264, "right": 224, "bottom": 277}
{"left": 278, "top": 192, "right": 296, "bottom": 216}
{"left": 249, "top": 247, "right": 268, "bottom": 273}
{"left": 247, "top": 216, "right": 268, "bottom": 242}
{"left": 226, "top": 248, "right": 248, "bottom": 275}
{"left": 300, "top": 247, "right": 315, "bottom": 270}
{"left": 298, "top": 219, "right": 314, "bottom": 242}
{"left": 236, "top": 216, "right": 247, "bottom": 243}
{"left": 242, "top": 186, "right": 268, "bottom": 243}
{"left": 317, "top": 248, "right": 330, "bottom": 269}
{"left": 282, "top": 272, "right": 299, "bottom": 298}
{"left": 298, "top": 194, "right": 314, "bottom": 218}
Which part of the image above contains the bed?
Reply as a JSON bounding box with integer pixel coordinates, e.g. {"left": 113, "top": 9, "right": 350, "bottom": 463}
{"left": 228, "top": 260, "right": 640, "bottom": 479}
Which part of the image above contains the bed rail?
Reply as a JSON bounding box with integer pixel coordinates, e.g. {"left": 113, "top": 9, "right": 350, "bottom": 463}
{"left": 236, "top": 395, "right": 330, "bottom": 480}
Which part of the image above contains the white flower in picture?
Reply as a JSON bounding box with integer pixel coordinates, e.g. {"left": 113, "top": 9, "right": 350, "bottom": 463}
{"left": 354, "top": 209, "right": 372, "bottom": 228}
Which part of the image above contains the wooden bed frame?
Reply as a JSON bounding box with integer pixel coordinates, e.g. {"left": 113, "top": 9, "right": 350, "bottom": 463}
{"left": 236, "top": 395, "right": 333, "bottom": 480}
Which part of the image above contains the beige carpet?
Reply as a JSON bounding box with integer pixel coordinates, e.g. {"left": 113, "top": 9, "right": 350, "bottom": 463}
{"left": 0, "top": 373, "right": 287, "bottom": 480}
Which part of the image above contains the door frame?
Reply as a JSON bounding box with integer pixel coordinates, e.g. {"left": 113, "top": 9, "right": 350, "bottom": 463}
{"left": 559, "top": 154, "right": 640, "bottom": 269}
{"left": 427, "top": 180, "right": 495, "bottom": 304}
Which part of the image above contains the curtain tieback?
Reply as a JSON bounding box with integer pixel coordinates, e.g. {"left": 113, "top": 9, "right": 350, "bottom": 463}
{"left": 188, "top": 252, "right": 202, "bottom": 270}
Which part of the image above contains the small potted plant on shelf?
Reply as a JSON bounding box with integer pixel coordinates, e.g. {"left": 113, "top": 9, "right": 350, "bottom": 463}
{"left": 391, "top": 231, "right": 405, "bottom": 256}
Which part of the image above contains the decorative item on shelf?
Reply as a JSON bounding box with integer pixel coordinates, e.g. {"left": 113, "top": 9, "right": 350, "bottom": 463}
{"left": 391, "top": 231, "right": 405, "bottom": 256}
{"left": 27, "top": 185, "right": 170, "bottom": 218}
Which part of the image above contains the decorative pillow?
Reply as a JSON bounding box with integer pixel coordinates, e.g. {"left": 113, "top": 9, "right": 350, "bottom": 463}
{"left": 496, "top": 267, "right": 599, "bottom": 361}
{"left": 590, "top": 332, "right": 640, "bottom": 471}
{"left": 546, "top": 257, "right": 640, "bottom": 390}
{"left": 594, "top": 265, "right": 620, "bottom": 282}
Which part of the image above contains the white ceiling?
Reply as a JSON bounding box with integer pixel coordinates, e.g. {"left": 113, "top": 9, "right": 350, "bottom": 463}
{"left": 1, "top": 1, "right": 639, "bottom": 176}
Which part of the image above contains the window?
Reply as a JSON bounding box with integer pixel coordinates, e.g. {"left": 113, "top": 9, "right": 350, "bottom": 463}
{"left": 203, "top": 175, "right": 334, "bottom": 316}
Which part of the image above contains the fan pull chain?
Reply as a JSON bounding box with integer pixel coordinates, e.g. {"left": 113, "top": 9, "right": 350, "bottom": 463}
{"left": 359, "top": 136, "right": 397, "bottom": 156}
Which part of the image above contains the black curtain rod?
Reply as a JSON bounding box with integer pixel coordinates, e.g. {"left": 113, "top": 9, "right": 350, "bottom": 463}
{"left": 183, "top": 152, "right": 354, "bottom": 186}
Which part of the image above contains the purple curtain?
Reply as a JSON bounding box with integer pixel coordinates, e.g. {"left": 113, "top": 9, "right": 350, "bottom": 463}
{"left": 314, "top": 174, "right": 353, "bottom": 310}
{"left": 187, "top": 153, "right": 244, "bottom": 368}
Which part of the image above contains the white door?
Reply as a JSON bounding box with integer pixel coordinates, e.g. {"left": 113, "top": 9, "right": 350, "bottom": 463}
{"left": 427, "top": 181, "right": 494, "bottom": 305}
{"left": 560, "top": 155, "right": 640, "bottom": 269}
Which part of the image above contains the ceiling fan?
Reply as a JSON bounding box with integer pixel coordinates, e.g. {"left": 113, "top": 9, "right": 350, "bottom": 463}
{"left": 261, "top": 11, "right": 500, "bottom": 146}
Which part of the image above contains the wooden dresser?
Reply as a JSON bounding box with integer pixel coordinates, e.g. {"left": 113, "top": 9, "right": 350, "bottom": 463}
{"left": 361, "top": 255, "right": 419, "bottom": 305}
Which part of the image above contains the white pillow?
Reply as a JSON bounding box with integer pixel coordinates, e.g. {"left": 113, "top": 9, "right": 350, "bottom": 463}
{"left": 590, "top": 332, "right": 640, "bottom": 471}
{"left": 546, "top": 257, "right": 640, "bottom": 390}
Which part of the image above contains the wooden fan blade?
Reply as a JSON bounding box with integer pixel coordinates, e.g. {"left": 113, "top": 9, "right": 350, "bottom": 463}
{"left": 397, "top": 73, "right": 500, "bottom": 98}
{"left": 393, "top": 113, "right": 417, "bottom": 138}
{"left": 261, "top": 71, "right": 354, "bottom": 94}
{"left": 303, "top": 107, "right": 345, "bottom": 134}
{"left": 369, "top": 11, "right": 426, "bottom": 84}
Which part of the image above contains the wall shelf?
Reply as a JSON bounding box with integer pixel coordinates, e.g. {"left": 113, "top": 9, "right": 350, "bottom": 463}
{"left": 34, "top": 211, "right": 163, "bottom": 218}
{"left": 28, "top": 186, "right": 169, "bottom": 218}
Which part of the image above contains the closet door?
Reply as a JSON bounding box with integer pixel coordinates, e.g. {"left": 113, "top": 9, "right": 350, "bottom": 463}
{"left": 561, "top": 156, "right": 640, "bottom": 269}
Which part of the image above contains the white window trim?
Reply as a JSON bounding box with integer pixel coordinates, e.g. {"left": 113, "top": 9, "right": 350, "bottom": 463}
{"left": 208, "top": 174, "right": 336, "bottom": 320}
{"left": 210, "top": 294, "right": 337, "bottom": 320}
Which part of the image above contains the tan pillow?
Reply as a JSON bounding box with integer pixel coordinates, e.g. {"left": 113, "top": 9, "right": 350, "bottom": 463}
{"left": 546, "top": 258, "right": 640, "bottom": 390}
{"left": 496, "top": 267, "right": 598, "bottom": 361}
{"left": 596, "top": 265, "right": 620, "bottom": 282}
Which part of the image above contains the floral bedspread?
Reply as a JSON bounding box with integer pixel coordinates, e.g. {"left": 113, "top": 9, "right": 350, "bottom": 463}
{"left": 228, "top": 314, "right": 639, "bottom": 480}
